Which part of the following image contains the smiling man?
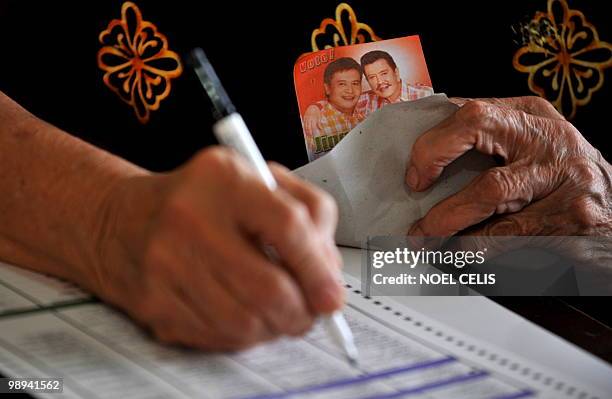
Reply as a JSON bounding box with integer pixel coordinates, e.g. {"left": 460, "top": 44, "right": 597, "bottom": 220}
{"left": 302, "top": 51, "right": 434, "bottom": 146}
{"left": 359, "top": 50, "right": 434, "bottom": 112}
{"left": 303, "top": 57, "right": 365, "bottom": 157}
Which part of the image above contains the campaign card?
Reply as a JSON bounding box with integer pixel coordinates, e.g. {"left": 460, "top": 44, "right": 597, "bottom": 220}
{"left": 294, "top": 36, "right": 434, "bottom": 161}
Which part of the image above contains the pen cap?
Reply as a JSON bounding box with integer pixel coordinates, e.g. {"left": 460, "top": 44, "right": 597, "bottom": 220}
{"left": 213, "top": 113, "right": 278, "bottom": 191}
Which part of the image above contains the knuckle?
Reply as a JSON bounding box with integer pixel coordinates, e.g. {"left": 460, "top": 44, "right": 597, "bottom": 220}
{"left": 479, "top": 168, "right": 512, "bottom": 203}
{"left": 268, "top": 161, "right": 288, "bottom": 173}
{"left": 313, "top": 188, "right": 337, "bottom": 218}
{"left": 569, "top": 159, "right": 599, "bottom": 186}
{"left": 458, "top": 100, "right": 491, "bottom": 125}
{"left": 570, "top": 196, "right": 599, "bottom": 228}
{"left": 196, "top": 146, "right": 233, "bottom": 169}
{"left": 190, "top": 147, "right": 244, "bottom": 188}
{"left": 532, "top": 96, "right": 564, "bottom": 120}
{"left": 259, "top": 274, "right": 294, "bottom": 306}
{"left": 281, "top": 202, "right": 310, "bottom": 235}
{"left": 557, "top": 121, "right": 583, "bottom": 146}
{"left": 526, "top": 95, "right": 551, "bottom": 111}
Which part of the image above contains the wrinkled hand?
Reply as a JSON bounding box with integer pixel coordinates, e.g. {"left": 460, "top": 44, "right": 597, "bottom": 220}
{"left": 95, "top": 147, "right": 343, "bottom": 350}
{"left": 406, "top": 96, "right": 612, "bottom": 237}
{"left": 303, "top": 104, "right": 323, "bottom": 137}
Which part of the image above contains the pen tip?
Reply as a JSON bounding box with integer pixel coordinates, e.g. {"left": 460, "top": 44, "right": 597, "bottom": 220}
{"left": 347, "top": 355, "right": 359, "bottom": 368}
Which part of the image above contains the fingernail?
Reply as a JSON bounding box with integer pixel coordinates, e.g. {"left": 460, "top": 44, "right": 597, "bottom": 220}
{"left": 407, "top": 166, "right": 419, "bottom": 190}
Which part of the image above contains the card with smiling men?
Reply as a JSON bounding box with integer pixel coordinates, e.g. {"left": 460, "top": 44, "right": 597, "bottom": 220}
{"left": 294, "top": 35, "right": 434, "bottom": 161}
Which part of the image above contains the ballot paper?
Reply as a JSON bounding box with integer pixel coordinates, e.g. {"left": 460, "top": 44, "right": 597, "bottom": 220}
{"left": 0, "top": 261, "right": 607, "bottom": 399}
{"left": 294, "top": 94, "right": 495, "bottom": 248}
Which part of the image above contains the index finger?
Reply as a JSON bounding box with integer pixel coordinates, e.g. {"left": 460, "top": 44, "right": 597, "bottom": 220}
{"left": 235, "top": 179, "right": 345, "bottom": 315}
{"left": 451, "top": 96, "right": 564, "bottom": 120}
{"left": 405, "top": 101, "right": 542, "bottom": 192}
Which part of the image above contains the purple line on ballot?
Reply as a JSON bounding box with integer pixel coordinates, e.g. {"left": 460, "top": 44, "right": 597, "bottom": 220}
{"left": 242, "top": 356, "right": 456, "bottom": 399}
{"left": 357, "top": 370, "right": 489, "bottom": 399}
{"left": 488, "top": 390, "right": 535, "bottom": 399}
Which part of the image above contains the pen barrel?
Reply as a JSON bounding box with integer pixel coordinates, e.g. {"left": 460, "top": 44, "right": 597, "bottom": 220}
{"left": 213, "top": 113, "right": 277, "bottom": 191}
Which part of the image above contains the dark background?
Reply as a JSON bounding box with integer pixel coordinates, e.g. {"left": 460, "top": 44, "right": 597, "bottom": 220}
{"left": 0, "top": 0, "right": 610, "bottom": 364}
{"left": 0, "top": 0, "right": 609, "bottom": 169}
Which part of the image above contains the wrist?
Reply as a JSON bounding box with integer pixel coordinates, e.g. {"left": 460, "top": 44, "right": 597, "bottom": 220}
{"left": 88, "top": 172, "right": 158, "bottom": 302}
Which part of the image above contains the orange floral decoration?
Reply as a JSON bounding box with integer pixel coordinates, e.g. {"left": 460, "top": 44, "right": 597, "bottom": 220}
{"left": 311, "top": 3, "right": 381, "bottom": 52}
{"left": 97, "top": 2, "right": 183, "bottom": 124}
{"left": 513, "top": 0, "right": 612, "bottom": 119}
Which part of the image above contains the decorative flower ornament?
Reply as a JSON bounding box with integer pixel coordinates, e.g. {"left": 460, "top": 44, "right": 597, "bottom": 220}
{"left": 311, "top": 3, "right": 381, "bottom": 52}
{"left": 513, "top": 0, "right": 612, "bottom": 119}
{"left": 98, "top": 2, "right": 183, "bottom": 123}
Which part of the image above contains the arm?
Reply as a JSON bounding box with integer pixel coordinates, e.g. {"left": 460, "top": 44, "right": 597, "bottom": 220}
{"left": 0, "top": 91, "right": 144, "bottom": 290}
{"left": 0, "top": 91, "right": 344, "bottom": 350}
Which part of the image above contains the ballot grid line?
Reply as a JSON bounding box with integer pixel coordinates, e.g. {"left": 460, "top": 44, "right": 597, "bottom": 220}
{"left": 298, "top": 321, "right": 490, "bottom": 398}
{"left": 490, "top": 391, "right": 535, "bottom": 399}
{"left": 343, "top": 300, "right": 539, "bottom": 398}
{"left": 0, "top": 276, "right": 95, "bottom": 318}
{"left": 0, "top": 274, "right": 48, "bottom": 307}
{"left": 241, "top": 356, "right": 459, "bottom": 399}
{"left": 0, "top": 278, "right": 44, "bottom": 314}
{"left": 0, "top": 298, "right": 98, "bottom": 320}
{"left": 0, "top": 280, "right": 38, "bottom": 314}
{"left": 358, "top": 370, "right": 490, "bottom": 399}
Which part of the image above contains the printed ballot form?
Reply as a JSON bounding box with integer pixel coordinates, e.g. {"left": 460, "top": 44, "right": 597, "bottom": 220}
{"left": 0, "top": 261, "right": 606, "bottom": 399}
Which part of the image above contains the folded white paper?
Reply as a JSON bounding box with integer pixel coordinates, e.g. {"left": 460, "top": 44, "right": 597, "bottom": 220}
{"left": 294, "top": 94, "right": 495, "bottom": 247}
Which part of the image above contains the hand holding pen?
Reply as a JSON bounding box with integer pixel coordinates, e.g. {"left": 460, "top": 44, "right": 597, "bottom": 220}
{"left": 190, "top": 48, "right": 359, "bottom": 365}
{"left": 81, "top": 57, "right": 347, "bottom": 354}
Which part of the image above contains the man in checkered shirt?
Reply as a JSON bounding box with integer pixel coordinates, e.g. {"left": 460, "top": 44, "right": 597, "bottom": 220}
{"left": 357, "top": 50, "right": 434, "bottom": 114}
{"left": 303, "top": 57, "right": 366, "bottom": 160}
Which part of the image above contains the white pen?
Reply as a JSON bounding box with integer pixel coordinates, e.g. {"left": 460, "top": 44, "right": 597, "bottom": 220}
{"left": 190, "top": 47, "right": 359, "bottom": 366}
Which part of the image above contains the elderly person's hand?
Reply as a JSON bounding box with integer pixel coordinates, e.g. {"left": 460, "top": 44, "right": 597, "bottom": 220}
{"left": 406, "top": 96, "right": 612, "bottom": 237}
{"left": 97, "top": 148, "right": 343, "bottom": 351}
